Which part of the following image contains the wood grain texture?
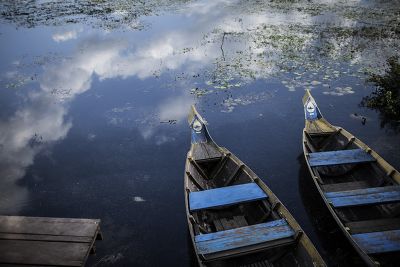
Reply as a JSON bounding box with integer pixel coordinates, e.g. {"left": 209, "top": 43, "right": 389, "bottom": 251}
{"left": 308, "top": 149, "right": 375, "bottom": 167}
{"left": 325, "top": 186, "right": 400, "bottom": 207}
{"left": 0, "top": 240, "right": 87, "bottom": 266}
{"left": 189, "top": 183, "right": 268, "bottom": 211}
{"left": 321, "top": 181, "right": 370, "bottom": 192}
{"left": 191, "top": 142, "right": 222, "bottom": 161}
{"left": 0, "top": 216, "right": 100, "bottom": 237}
{"left": 346, "top": 218, "right": 400, "bottom": 234}
{"left": 352, "top": 230, "right": 400, "bottom": 254}
{"left": 0, "top": 216, "right": 101, "bottom": 267}
{"left": 195, "top": 219, "right": 294, "bottom": 254}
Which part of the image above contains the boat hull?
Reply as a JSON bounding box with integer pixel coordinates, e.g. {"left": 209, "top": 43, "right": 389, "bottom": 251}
{"left": 302, "top": 90, "right": 400, "bottom": 266}
{"left": 185, "top": 146, "right": 325, "bottom": 266}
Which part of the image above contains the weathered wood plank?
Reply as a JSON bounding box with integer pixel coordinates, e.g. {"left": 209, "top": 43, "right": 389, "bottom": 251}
{"left": 0, "top": 233, "right": 92, "bottom": 243}
{"left": 191, "top": 142, "right": 222, "bottom": 162}
{"left": 0, "top": 216, "right": 100, "bottom": 225}
{"left": 233, "top": 215, "right": 248, "bottom": 227}
{"left": 188, "top": 157, "right": 208, "bottom": 179}
{"left": 224, "top": 164, "right": 244, "bottom": 186}
{"left": 201, "top": 142, "right": 223, "bottom": 159}
{"left": 213, "top": 220, "right": 224, "bottom": 232}
{"left": 195, "top": 219, "right": 289, "bottom": 242}
{"left": 0, "top": 216, "right": 101, "bottom": 267}
{"left": 321, "top": 181, "right": 370, "bottom": 192}
{"left": 210, "top": 154, "right": 230, "bottom": 179}
{"left": 220, "top": 218, "right": 237, "bottom": 230}
{"left": 0, "top": 240, "right": 88, "bottom": 266}
{"left": 216, "top": 216, "right": 247, "bottom": 230}
{"left": 325, "top": 186, "right": 400, "bottom": 198}
{"left": 325, "top": 186, "right": 400, "bottom": 207}
{"left": 189, "top": 183, "right": 268, "bottom": 211}
{"left": 195, "top": 219, "right": 294, "bottom": 254}
{"left": 309, "top": 149, "right": 375, "bottom": 167}
{"left": 0, "top": 216, "right": 100, "bottom": 237}
{"left": 186, "top": 171, "right": 206, "bottom": 191}
{"left": 352, "top": 230, "right": 400, "bottom": 254}
{"left": 346, "top": 218, "right": 400, "bottom": 234}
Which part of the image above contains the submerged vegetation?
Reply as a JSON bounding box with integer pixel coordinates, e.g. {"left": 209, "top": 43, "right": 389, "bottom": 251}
{"left": 1, "top": 0, "right": 399, "bottom": 115}
{"left": 0, "top": 0, "right": 188, "bottom": 29}
{"left": 361, "top": 57, "right": 400, "bottom": 128}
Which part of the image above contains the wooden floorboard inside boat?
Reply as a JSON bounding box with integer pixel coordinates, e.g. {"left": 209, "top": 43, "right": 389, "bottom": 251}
{"left": 321, "top": 181, "right": 370, "bottom": 192}
{"left": 345, "top": 218, "right": 400, "bottom": 234}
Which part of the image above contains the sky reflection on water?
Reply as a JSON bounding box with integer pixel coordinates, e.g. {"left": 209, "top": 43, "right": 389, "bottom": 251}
{"left": 0, "top": 0, "right": 399, "bottom": 266}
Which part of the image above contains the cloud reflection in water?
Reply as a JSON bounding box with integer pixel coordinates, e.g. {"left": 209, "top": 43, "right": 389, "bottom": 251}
{"left": 1, "top": 0, "right": 399, "bottom": 213}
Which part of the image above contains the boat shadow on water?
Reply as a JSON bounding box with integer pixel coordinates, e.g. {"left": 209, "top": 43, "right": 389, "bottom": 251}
{"left": 298, "top": 154, "right": 365, "bottom": 267}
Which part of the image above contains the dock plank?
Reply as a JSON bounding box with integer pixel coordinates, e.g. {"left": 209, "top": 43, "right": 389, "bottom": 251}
{"left": 0, "top": 216, "right": 100, "bottom": 237}
{"left": 0, "top": 216, "right": 101, "bottom": 267}
{"left": 0, "top": 233, "right": 93, "bottom": 243}
{"left": 0, "top": 240, "right": 87, "bottom": 266}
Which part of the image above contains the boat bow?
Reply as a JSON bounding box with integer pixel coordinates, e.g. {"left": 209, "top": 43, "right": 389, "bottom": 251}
{"left": 303, "top": 90, "right": 336, "bottom": 134}
{"left": 188, "top": 105, "right": 214, "bottom": 144}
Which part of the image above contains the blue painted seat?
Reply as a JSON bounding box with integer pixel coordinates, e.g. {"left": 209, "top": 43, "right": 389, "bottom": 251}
{"left": 352, "top": 229, "right": 400, "bottom": 254}
{"left": 325, "top": 186, "right": 400, "bottom": 208}
{"left": 308, "top": 148, "right": 375, "bottom": 167}
{"left": 195, "top": 219, "right": 295, "bottom": 255}
{"left": 189, "top": 183, "right": 267, "bottom": 211}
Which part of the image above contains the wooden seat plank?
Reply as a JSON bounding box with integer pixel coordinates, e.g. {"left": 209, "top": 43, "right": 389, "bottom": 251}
{"left": 189, "top": 183, "right": 267, "bottom": 211}
{"left": 352, "top": 230, "right": 400, "bottom": 254}
{"left": 309, "top": 149, "right": 375, "bottom": 167}
{"left": 325, "top": 186, "right": 400, "bottom": 207}
{"left": 195, "top": 219, "right": 295, "bottom": 255}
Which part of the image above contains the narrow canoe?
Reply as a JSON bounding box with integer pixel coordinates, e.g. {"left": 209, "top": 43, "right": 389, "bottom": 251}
{"left": 185, "top": 105, "right": 326, "bottom": 267}
{"left": 302, "top": 90, "right": 400, "bottom": 266}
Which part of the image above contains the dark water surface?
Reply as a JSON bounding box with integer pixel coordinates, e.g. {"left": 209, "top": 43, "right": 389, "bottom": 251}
{"left": 1, "top": 1, "right": 399, "bottom": 266}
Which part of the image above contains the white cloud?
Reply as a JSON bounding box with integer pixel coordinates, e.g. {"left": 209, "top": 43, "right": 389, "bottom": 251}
{"left": 0, "top": 92, "right": 71, "bottom": 212}
{"left": 52, "top": 29, "right": 79, "bottom": 42}
{"left": 2, "top": 0, "right": 385, "bottom": 213}
{"left": 158, "top": 94, "right": 194, "bottom": 122}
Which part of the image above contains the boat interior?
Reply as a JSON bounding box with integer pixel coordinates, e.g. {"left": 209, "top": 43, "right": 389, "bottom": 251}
{"left": 304, "top": 129, "right": 400, "bottom": 264}
{"left": 186, "top": 143, "right": 313, "bottom": 266}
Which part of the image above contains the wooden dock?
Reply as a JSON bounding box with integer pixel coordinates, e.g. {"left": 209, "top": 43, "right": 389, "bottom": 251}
{"left": 0, "top": 216, "right": 102, "bottom": 266}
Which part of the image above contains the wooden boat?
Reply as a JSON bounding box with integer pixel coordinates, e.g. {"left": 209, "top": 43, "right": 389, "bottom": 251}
{"left": 302, "top": 90, "right": 400, "bottom": 266}
{"left": 184, "top": 105, "right": 326, "bottom": 267}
